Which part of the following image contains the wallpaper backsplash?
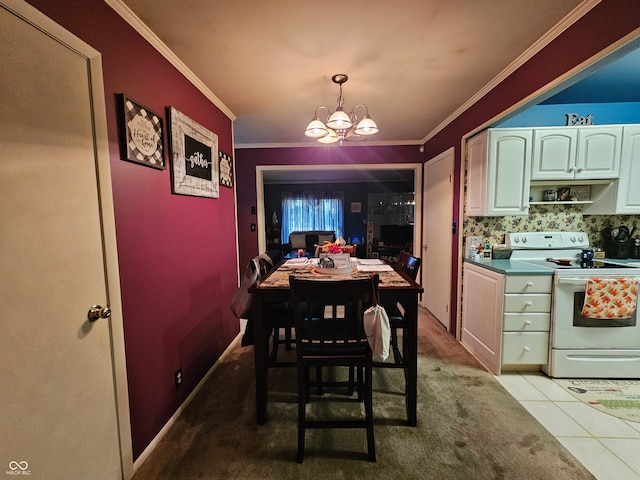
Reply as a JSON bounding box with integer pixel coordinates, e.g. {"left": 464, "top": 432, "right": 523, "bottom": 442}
{"left": 463, "top": 204, "right": 640, "bottom": 248}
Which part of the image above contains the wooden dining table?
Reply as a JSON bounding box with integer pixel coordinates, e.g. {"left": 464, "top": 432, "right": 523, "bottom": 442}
{"left": 248, "top": 257, "right": 424, "bottom": 426}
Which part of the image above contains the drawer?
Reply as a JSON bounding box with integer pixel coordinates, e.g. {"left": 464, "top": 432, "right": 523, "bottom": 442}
{"left": 503, "top": 294, "right": 551, "bottom": 313}
{"left": 504, "top": 275, "right": 552, "bottom": 294}
{"left": 502, "top": 332, "right": 549, "bottom": 364}
{"left": 503, "top": 313, "right": 550, "bottom": 331}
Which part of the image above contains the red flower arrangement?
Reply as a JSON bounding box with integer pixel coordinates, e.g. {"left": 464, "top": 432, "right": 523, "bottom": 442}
{"left": 321, "top": 241, "right": 343, "bottom": 254}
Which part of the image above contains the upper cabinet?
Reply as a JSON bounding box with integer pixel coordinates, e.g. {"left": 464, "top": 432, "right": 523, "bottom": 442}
{"left": 531, "top": 126, "right": 623, "bottom": 181}
{"left": 583, "top": 125, "right": 640, "bottom": 215}
{"left": 617, "top": 125, "right": 640, "bottom": 213}
{"left": 466, "top": 128, "right": 532, "bottom": 217}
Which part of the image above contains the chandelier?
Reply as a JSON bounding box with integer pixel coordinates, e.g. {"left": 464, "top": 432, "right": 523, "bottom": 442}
{"left": 304, "top": 74, "right": 379, "bottom": 144}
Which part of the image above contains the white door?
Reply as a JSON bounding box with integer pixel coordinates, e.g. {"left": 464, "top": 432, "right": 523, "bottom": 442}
{"left": 0, "top": 2, "right": 132, "bottom": 479}
{"left": 421, "top": 148, "right": 454, "bottom": 330}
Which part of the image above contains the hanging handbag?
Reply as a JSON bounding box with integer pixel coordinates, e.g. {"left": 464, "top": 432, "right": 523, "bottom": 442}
{"left": 364, "top": 275, "right": 390, "bottom": 361}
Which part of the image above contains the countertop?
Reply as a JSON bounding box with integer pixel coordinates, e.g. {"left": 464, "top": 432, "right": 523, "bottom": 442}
{"left": 464, "top": 257, "right": 640, "bottom": 275}
{"left": 464, "top": 257, "right": 554, "bottom": 275}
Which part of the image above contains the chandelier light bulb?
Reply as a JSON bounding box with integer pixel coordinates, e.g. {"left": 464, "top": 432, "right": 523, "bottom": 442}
{"left": 305, "top": 74, "right": 378, "bottom": 144}
{"left": 304, "top": 118, "right": 328, "bottom": 138}
{"left": 317, "top": 128, "right": 339, "bottom": 144}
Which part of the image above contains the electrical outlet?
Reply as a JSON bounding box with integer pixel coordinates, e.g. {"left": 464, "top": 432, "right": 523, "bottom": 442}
{"left": 174, "top": 368, "right": 183, "bottom": 388}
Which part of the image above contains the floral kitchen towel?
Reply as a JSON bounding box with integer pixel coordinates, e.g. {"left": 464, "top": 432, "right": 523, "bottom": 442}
{"left": 581, "top": 278, "right": 639, "bottom": 319}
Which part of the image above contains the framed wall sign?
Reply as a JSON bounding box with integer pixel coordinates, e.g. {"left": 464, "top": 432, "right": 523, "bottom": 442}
{"left": 118, "top": 94, "right": 165, "bottom": 169}
{"left": 168, "top": 106, "right": 219, "bottom": 198}
{"left": 219, "top": 150, "right": 233, "bottom": 188}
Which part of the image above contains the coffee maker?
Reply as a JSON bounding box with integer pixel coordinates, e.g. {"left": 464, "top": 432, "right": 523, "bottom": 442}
{"left": 601, "top": 225, "right": 635, "bottom": 259}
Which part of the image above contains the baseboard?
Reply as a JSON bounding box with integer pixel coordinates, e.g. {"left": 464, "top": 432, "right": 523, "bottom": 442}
{"left": 132, "top": 333, "right": 243, "bottom": 473}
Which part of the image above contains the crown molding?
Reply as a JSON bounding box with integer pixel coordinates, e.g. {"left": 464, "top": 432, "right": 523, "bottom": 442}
{"left": 104, "top": 0, "right": 236, "bottom": 121}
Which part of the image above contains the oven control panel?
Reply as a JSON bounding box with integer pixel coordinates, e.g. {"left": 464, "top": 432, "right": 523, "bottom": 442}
{"left": 506, "top": 231, "right": 589, "bottom": 250}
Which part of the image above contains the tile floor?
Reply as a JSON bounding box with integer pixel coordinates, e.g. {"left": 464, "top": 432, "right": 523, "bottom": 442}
{"left": 495, "top": 372, "right": 640, "bottom": 480}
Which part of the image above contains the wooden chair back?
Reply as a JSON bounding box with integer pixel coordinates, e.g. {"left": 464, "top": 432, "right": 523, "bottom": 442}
{"left": 289, "top": 275, "right": 378, "bottom": 354}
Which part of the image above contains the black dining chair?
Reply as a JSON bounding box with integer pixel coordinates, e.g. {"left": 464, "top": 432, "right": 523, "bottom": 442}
{"left": 379, "top": 252, "right": 421, "bottom": 369}
{"left": 252, "top": 255, "right": 297, "bottom": 367}
{"left": 288, "top": 274, "right": 379, "bottom": 463}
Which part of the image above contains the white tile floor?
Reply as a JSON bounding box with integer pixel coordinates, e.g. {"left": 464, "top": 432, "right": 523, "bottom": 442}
{"left": 495, "top": 372, "right": 640, "bottom": 480}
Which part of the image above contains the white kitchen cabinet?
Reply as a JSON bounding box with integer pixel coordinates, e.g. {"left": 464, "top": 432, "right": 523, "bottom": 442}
{"left": 461, "top": 262, "right": 504, "bottom": 374}
{"left": 617, "top": 125, "right": 640, "bottom": 213}
{"left": 531, "top": 126, "right": 622, "bottom": 181}
{"left": 582, "top": 125, "right": 640, "bottom": 215}
{"left": 461, "top": 262, "right": 552, "bottom": 375}
{"left": 465, "top": 128, "right": 532, "bottom": 216}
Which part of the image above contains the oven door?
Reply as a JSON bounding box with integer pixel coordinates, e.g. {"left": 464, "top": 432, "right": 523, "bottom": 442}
{"left": 552, "top": 276, "right": 640, "bottom": 349}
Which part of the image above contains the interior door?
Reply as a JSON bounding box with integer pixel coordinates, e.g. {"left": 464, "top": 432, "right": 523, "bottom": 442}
{"left": 0, "top": 2, "right": 132, "bottom": 478}
{"left": 422, "top": 148, "right": 454, "bottom": 330}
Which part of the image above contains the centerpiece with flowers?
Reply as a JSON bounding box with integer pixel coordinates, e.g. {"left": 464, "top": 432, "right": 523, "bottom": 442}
{"left": 317, "top": 238, "right": 353, "bottom": 274}
{"left": 321, "top": 241, "right": 344, "bottom": 254}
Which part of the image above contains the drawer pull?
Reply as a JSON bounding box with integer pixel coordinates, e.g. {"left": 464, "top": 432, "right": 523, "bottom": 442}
{"left": 526, "top": 282, "right": 533, "bottom": 288}
{"left": 524, "top": 347, "right": 531, "bottom": 352}
{"left": 524, "top": 320, "right": 532, "bottom": 326}
{"left": 524, "top": 301, "right": 532, "bottom": 307}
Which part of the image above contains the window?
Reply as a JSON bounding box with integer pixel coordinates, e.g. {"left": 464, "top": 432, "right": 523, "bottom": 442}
{"left": 281, "top": 191, "right": 344, "bottom": 242}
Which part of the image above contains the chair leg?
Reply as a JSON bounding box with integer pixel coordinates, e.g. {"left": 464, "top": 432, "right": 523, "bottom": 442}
{"left": 269, "top": 328, "right": 279, "bottom": 364}
{"left": 348, "top": 366, "right": 355, "bottom": 396}
{"left": 315, "top": 367, "right": 323, "bottom": 396}
{"left": 365, "top": 364, "right": 376, "bottom": 462}
{"left": 391, "top": 325, "right": 406, "bottom": 367}
{"left": 285, "top": 327, "right": 292, "bottom": 350}
{"left": 297, "top": 364, "right": 307, "bottom": 463}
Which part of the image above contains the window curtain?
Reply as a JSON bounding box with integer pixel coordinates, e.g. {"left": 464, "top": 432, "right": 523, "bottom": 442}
{"left": 281, "top": 191, "right": 344, "bottom": 243}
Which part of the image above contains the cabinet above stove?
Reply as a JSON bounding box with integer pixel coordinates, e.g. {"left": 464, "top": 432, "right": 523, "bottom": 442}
{"left": 465, "top": 125, "right": 640, "bottom": 217}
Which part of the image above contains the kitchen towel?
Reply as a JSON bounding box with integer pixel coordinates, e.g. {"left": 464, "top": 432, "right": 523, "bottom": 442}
{"left": 581, "top": 277, "right": 639, "bottom": 319}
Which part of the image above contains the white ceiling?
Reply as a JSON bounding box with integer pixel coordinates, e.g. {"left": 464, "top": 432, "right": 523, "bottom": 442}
{"left": 114, "top": 0, "right": 602, "bottom": 148}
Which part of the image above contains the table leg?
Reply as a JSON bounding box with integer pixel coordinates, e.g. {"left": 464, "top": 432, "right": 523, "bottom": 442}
{"left": 252, "top": 294, "right": 268, "bottom": 424}
{"left": 404, "top": 293, "right": 418, "bottom": 426}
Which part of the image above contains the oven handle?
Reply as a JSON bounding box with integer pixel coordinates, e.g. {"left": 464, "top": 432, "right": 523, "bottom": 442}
{"left": 557, "top": 278, "right": 588, "bottom": 286}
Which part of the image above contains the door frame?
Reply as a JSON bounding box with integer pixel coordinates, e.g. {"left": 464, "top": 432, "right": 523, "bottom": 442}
{"left": 256, "top": 163, "right": 423, "bottom": 257}
{"left": 3, "top": 1, "right": 133, "bottom": 477}
{"left": 421, "top": 148, "right": 454, "bottom": 330}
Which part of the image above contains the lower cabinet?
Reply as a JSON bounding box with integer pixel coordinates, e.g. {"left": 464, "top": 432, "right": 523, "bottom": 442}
{"left": 461, "top": 262, "right": 552, "bottom": 375}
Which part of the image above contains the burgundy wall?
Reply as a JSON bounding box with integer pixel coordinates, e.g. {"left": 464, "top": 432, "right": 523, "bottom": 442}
{"left": 26, "top": 0, "right": 238, "bottom": 459}
{"left": 235, "top": 145, "right": 425, "bottom": 270}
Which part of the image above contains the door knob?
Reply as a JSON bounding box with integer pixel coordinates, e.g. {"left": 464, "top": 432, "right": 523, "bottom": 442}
{"left": 88, "top": 305, "right": 111, "bottom": 322}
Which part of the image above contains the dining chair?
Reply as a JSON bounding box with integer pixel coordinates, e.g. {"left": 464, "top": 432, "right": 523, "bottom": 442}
{"left": 254, "top": 255, "right": 297, "bottom": 367}
{"left": 379, "top": 252, "right": 421, "bottom": 369}
{"left": 288, "top": 274, "right": 379, "bottom": 463}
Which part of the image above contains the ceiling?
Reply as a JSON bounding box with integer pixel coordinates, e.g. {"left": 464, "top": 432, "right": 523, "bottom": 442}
{"left": 113, "top": 0, "right": 635, "bottom": 149}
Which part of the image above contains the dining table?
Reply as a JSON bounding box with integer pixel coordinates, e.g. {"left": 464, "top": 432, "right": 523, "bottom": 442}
{"left": 248, "top": 256, "right": 424, "bottom": 426}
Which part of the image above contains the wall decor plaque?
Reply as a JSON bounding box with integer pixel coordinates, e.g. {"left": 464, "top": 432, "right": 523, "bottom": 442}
{"left": 118, "top": 94, "right": 165, "bottom": 169}
{"left": 168, "top": 106, "right": 219, "bottom": 198}
{"left": 219, "top": 150, "right": 233, "bottom": 188}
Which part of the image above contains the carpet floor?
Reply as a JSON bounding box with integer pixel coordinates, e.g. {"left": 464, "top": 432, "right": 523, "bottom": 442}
{"left": 132, "top": 309, "right": 595, "bottom": 480}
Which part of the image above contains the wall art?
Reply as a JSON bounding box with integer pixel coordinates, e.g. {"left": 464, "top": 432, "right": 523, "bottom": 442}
{"left": 168, "top": 106, "right": 219, "bottom": 198}
{"left": 118, "top": 94, "right": 165, "bottom": 169}
{"left": 219, "top": 150, "right": 233, "bottom": 188}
